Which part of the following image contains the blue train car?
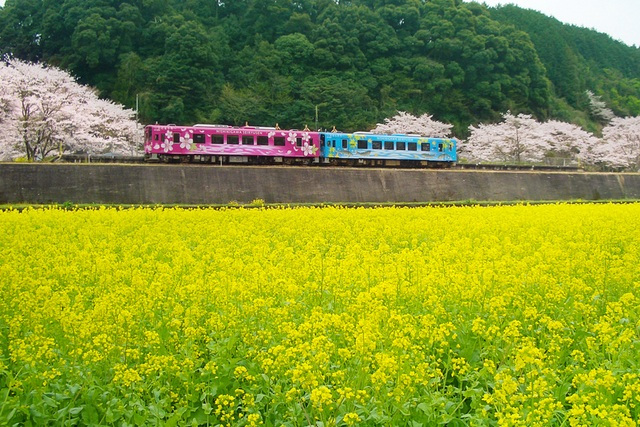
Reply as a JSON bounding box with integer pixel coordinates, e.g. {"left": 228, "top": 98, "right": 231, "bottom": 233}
{"left": 319, "top": 132, "right": 457, "bottom": 167}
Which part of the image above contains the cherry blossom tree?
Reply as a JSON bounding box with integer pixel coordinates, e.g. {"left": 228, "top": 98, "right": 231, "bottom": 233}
{"left": 68, "top": 96, "right": 140, "bottom": 156}
{"left": 596, "top": 117, "right": 640, "bottom": 170}
{"left": 0, "top": 59, "right": 141, "bottom": 161}
{"left": 586, "top": 90, "right": 615, "bottom": 123}
{"left": 370, "top": 111, "right": 453, "bottom": 137}
{"left": 462, "top": 112, "right": 547, "bottom": 163}
{"left": 462, "top": 113, "right": 602, "bottom": 165}
{"left": 0, "top": 66, "right": 21, "bottom": 160}
{"left": 538, "top": 120, "right": 600, "bottom": 166}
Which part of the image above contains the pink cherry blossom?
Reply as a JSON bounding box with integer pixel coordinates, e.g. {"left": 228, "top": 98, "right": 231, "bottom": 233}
{"left": 371, "top": 111, "right": 453, "bottom": 137}
{"left": 597, "top": 117, "right": 640, "bottom": 170}
{"left": 462, "top": 113, "right": 547, "bottom": 163}
{"left": 0, "top": 59, "right": 141, "bottom": 161}
{"left": 462, "top": 112, "right": 601, "bottom": 166}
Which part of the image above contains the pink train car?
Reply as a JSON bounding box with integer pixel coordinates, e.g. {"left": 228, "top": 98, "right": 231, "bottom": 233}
{"left": 144, "top": 124, "right": 321, "bottom": 164}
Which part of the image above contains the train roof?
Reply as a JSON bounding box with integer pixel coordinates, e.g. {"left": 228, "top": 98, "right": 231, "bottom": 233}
{"left": 194, "top": 124, "right": 279, "bottom": 130}
{"left": 344, "top": 131, "right": 453, "bottom": 139}
{"left": 354, "top": 132, "right": 424, "bottom": 137}
{"left": 193, "top": 124, "right": 233, "bottom": 128}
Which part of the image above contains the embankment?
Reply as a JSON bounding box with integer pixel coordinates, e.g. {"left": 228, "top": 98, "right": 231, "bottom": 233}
{"left": 1, "top": 163, "right": 639, "bottom": 204}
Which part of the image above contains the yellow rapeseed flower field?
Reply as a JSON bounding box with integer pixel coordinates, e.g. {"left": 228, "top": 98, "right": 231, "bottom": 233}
{"left": 1, "top": 204, "right": 639, "bottom": 426}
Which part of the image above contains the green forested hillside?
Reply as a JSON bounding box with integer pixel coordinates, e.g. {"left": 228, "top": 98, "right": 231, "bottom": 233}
{"left": 1, "top": 0, "right": 638, "bottom": 135}
{"left": 489, "top": 5, "right": 640, "bottom": 130}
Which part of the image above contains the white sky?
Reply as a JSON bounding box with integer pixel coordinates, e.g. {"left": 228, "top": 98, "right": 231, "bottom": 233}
{"left": 468, "top": 0, "right": 640, "bottom": 47}
{"left": 0, "top": 0, "right": 638, "bottom": 47}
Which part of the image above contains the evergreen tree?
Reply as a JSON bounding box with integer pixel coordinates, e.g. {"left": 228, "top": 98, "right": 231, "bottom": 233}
{"left": 0, "top": 0, "right": 637, "bottom": 134}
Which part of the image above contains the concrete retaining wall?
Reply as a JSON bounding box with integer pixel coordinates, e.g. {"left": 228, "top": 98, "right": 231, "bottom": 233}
{"left": 1, "top": 163, "right": 640, "bottom": 204}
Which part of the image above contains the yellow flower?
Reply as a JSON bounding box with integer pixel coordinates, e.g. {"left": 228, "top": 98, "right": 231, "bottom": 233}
{"left": 2, "top": 203, "right": 640, "bottom": 425}
{"left": 343, "top": 412, "right": 361, "bottom": 425}
{"left": 310, "top": 386, "right": 333, "bottom": 411}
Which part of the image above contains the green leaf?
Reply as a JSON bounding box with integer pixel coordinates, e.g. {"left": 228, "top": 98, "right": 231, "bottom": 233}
{"left": 105, "top": 408, "right": 120, "bottom": 423}
{"left": 149, "top": 404, "right": 166, "bottom": 419}
{"left": 190, "top": 407, "right": 209, "bottom": 425}
{"left": 202, "top": 402, "right": 213, "bottom": 415}
{"left": 67, "top": 384, "right": 81, "bottom": 396}
{"left": 82, "top": 404, "right": 99, "bottom": 425}
{"left": 133, "top": 412, "right": 148, "bottom": 425}
{"left": 6, "top": 408, "right": 16, "bottom": 423}
{"left": 462, "top": 388, "right": 482, "bottom": 398}
{"left": 164, "top": 412, "right": 182, "bottom": 427}
{"left": 69, "top": 406, "right": 84, "bottom": 415}
{"left": 42, "top": 394, "right": 58, "bottom": 408}
{"left": 29, "top": 405, "right": 44, "bottom": 419}
{"left": 417, "top": 402, "right": 431, "bottom": 414}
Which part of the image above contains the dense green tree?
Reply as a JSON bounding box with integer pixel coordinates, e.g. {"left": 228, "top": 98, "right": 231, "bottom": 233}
{"left": 213, "top": 83, "right": 265, "bottom": 126}
{"left": 490, "top": 4, "right": 640, "bottom": 119}
{"left": 112, "top": 52, "right": 145, "bottom": 109}
{"left": 0, "top": 0, "right": 44, "bottom": 61}
{"left": 1, "top": 0, "right": 638, "bottom": 134}
{"left": 274, "top": 32, "right": 314, "bottom": 77}
{"left": 301, "top": 74, "right": 378, "bottom": 130}
{"left": 145, "top": 16, "right": 225, "bottom": 123}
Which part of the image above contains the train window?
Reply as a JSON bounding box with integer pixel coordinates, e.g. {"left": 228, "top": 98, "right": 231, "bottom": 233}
{"left": 384, "top": 141, "right": 394, "bottom": 150}
{"left": 357, "top": 140, "right": 368, "bottom": 149}
{"left": 296, "top": 138, "right": 303, "bottom": 147}
{"left": 396, "top": 142, "right": 406, "bottom": 150}
{"left": 212, "top": 135, "right": 223, "bottom": 144}
{"left": 154, "top": 134, "right": 159, "bottom": 140}
{"left": 242, "top": 136, "right": 254, "bottom": 145}
{"left": 274, "top": 137, "right": 285, "bottom": 146}
{"left": 161, "top": 134, "right": 165, "bottom": 141}
{"left": 194, "top": 134, "right": 205, "bottom": 144}
{"left": 438, "top": 143, "right": 444, "bottom": 152}
{"left": 257, "top": 136, "right": 268, "bottom": 145}
{"left": 408, "top": 142, "right": 417, "bottom": 151}
{"left": 228, "top": 135, "right": 239, "bottom": 144}
{"left": 342, "top": 139, "right": 348, "bottom": 149}
{"left": 372, "top": 141, "right": 382, "bottom": 150}
{"left": 421, "top": 142, "right": 431, "bottom": 151}
{"left": 173, "top": 133, "right": 180, "bottom": 143}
